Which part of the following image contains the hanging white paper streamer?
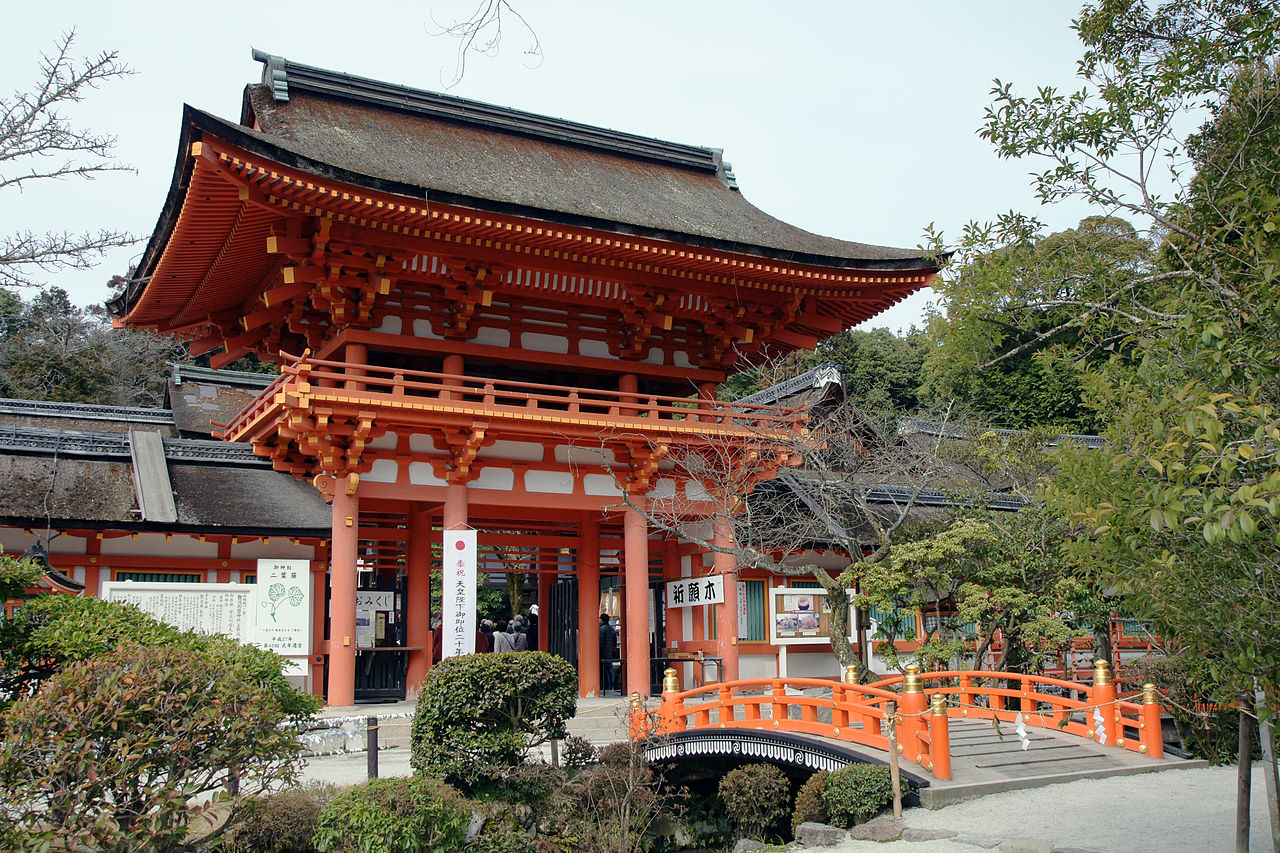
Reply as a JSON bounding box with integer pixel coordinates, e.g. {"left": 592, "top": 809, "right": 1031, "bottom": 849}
{"left": 1014, "top": 711, "right": 1030, "bottom": 751}
{"left": 1092, "top": 706, "right": 1107, "bottom": 745}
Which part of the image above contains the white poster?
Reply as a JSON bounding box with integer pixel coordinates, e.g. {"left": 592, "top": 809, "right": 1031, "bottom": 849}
{"left": 665, "top": 575, "right": 724, "bottom": 608}
{"left": 442, "top": 529, "right": 477, "bottom": 658}
{"left": 256, "top": 559, "right": 312, "bottom": 674}
{"left": 737, "top": 581, "right": 750, "bottom": 640}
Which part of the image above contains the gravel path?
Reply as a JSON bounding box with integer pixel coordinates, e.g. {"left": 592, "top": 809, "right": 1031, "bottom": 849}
{"left": 819, "top": 764, "right": 1275, "bottom": 853}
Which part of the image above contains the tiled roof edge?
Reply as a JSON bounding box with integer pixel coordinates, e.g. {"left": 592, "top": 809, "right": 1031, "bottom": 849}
{"left": 898, "top": 417, "right": 1107, "bottom": 448}
{"left": 0, "top": 398, "right": 173, "bottom": 425}
{"left": 250, "top": 50, "right": 727, "bottom": 176}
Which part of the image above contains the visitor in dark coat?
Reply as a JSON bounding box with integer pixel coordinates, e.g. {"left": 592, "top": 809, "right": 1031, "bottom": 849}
{"left": 493, "top": 620, "right": 516, "bottom": 653}
{"left": 599, "top": 613, "right": 617, "bottom": 693}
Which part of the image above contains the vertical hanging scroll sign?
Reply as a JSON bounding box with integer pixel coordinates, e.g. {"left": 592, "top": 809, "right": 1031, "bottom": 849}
{"left": 443, "top": 529, "right": 477, "bottom": 658}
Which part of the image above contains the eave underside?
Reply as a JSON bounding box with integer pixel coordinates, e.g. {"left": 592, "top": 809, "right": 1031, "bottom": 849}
{"left": 118, "top": 135, "right": 935, "bottom": 377}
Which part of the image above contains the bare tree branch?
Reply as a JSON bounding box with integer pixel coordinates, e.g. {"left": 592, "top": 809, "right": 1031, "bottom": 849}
{"left": 1, "top": 31, "right": 137, "bottom": 288}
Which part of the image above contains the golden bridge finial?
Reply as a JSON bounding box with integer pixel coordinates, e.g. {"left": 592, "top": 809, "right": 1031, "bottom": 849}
{"left": 1092, "top": 660, "right": 1113, "bottom": 687}
{"left": 662, "top": 667, "right": 680, "bottom": 694}
{"left": 902, "top": 664, "right": 923, "bottom": 694}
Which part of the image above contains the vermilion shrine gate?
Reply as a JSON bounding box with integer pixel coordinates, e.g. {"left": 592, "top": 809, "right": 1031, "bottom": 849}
{"left": 111, "top": 52, "right": 940, "bottom": 705}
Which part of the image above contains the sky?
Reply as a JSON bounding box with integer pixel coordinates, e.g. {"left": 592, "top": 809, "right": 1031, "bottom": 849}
{"left": 2, "top": 1, "right": 1098, "bottom": 334}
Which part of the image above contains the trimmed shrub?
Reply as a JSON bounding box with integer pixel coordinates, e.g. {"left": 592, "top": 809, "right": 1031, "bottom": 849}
{"left": 0, "top": 644, "right": 303, "bottom": 852}
{"left": 411, "top": 651, "right": 576, "bottom": 789}
{"left": 718, "top": 763, "right": 791, "bottom": 841}
{"left": 561, "top": 734, "right": 597, "bottom": 768}
{"left": 823, "top": 763, "right": 894, "bottom": 827}
{"left": 0, "top": 593, "right": 317, "bottom": 720}
{"left": 225, "top": 785, "right": 344, "bottom": 853}
{"left": 791, "top": 770, "right": 829, "bottom": 834}
{"left": 313, "top": 776, "right": 470, "bottom": 853}
{"left": 596, "top": 741, "right": 636, "bottom": 768}
{"left": 545, "top": 756, "right": 676, "bottom": 853}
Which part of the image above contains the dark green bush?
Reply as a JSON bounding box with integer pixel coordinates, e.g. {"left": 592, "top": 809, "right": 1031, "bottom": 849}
{"left": 0, "top": 644, "right": 303, "bottom": 852}
{"left": 411, "top": 651, "right": 576, "bottom": 789}
{"left": 718, "top": 763, "right": 791, "bottom": 841}
{"left": 1127, "top": 653, "right": 1240, "bottom": 764}
{"left": 472, "top": 803, "right": 536, "bottom": 853}
{"left": 791, "top": 770, "right": 829, "bottom": 833}
{"left": 225, "top": 785, "right": 344, "bottom": 853}
{"left": 313, "top": 776, "right": 470, "bottom": 853}
{"left": 823, "top": 763, "right": 894, "bottom": 827}
{"left": 0, "top": 593, "right": 317, "bottom": 720}
{"left": 541, "top": 750, "right": 681, "bottom": 853}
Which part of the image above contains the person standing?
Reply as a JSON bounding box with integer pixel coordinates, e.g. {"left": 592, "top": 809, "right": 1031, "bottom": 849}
{"left": 511, "top": 617, "right": 529, "bottom": 652}
{"left": 526, "top": 605, "right": 540, "bottom": 652}
{"left": 598, "top": 613, "right": 617, "bottom": 694}
{"left": 493, "top": 619, "right": 516, "bottom": 653}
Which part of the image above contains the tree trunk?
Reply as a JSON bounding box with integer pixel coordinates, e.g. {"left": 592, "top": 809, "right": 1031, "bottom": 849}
{"left": 1241, "top": 695, "right": 1256, "bottom": 853}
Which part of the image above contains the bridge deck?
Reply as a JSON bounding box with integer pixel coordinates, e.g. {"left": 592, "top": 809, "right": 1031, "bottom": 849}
{"left": 676, "top": 696, "right": 1201, "bottom": 808}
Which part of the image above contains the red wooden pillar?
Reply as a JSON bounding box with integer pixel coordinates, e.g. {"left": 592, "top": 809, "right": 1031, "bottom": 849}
{"left": 624, "top": 506, "right": 650, "bottom": 697}
{"left": 405, "top": 503, "right": 433, "bottom": 696}
{"left": 713, "top": 515, "right": 739, "bottom": 683}
{"left": 537, "top": 569, "right": 552, "bottom": 652}
{"left": 577, "top": 513, "right": 602, "bottom": 697}
{"left": 328, "top": 483, "right": 359, "bottom": 707}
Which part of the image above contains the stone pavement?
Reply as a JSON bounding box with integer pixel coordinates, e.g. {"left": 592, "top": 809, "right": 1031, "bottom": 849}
{"left": 811, "top": 763, "right": 1275, "bottom": 853}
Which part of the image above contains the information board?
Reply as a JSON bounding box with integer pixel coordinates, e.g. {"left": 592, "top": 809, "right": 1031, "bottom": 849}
{"left": 102, "top": 557, "right": 313, "bottom": 677}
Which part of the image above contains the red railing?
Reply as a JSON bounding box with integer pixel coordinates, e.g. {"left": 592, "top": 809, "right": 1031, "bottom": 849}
{"left": 640, "top": 661, "right": 1164, "bottom": 782}
{"left": 224, "top": 353, "right": 801, "bottom": 441}
{"left": 645, "top": 675, "right": 949, "bottom": 778}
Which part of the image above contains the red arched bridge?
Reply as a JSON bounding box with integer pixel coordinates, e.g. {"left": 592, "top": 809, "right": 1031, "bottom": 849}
{"left": 632, "top": 661, "right": 1182, "bottom": 804}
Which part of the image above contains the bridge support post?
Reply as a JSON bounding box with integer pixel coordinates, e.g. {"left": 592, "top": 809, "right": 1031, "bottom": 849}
{"left": 656, "top": 667, "right": 682, "bottom": 735}
{"left": 899, "top": 664, "right": 927, "bottom": 765}
{"left": 930, "top": 694, "right": 951, "bottom": 780}
{"left": 1140, "top": 682, "right": 1164, "bottom": 758}
{"left": 1090, "top": 660, "right": 1118, "bottom": 747}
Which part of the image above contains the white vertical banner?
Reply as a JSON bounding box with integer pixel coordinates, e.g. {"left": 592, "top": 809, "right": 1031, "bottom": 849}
{"left": 442, "top": 529, "right": 477, "bottom": 658}
{"left": 737, "top": 581, "right": 750, "bottom": 640}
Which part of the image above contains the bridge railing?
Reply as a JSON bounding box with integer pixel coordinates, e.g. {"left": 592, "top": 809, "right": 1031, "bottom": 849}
{"left": 645, "top": 671, "right": 954, "bottom": 779}
{"left": 865, "top": 660, "right": 1163, "bottom": 758}
{"left": 641, "top": 659, "right": 1163, "bottom": 782}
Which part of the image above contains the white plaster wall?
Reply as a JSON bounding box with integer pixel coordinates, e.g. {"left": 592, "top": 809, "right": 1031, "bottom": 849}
{"left": 642, "top": 347, "right": 664, "bottom": 365}
{"left": 521, "top": 332, "right": 569, "bottom": 354}
{"left": 646, "top": 479, "right": 677, "bottom": 499}
{"left": 409, "top": 434, "right": 437, "bottom": 453}
{"left": 739, "top": 654, "right": 777, "bottom": 681}
{"left": 365, "top": 460, "right": 399, "bottom": 483}
{"left": 100, "top": 533, "right": 218, "bottom": 558}
{"left": 555, "top": 444, "right": 615, "bottom": 466}
{"left": 686, "top": 481, "right": 711, "bottom": 502}
{"left": 368, "top": 431, "right": 398, "bottom": 450}
{"left": 525, "top": 470, "right": 573, "bottom": 493}
{"left": 583, "top": 474, "right": 622, "bottom": 496}
{"left": 413, "top": 318, "right": 442, "bottom": 340}
{"left": 0, "top": 528, "right": 87, "bottom": 555}
{"left": 785, "top": 652, "right": 842, "bottom": 679}
{"left": 478, "top": 440, "right": 544, "bottom": 461}
{"left": 374, "top": 315, "right": 402, "bottom": 334}
{"left": 473, "top": 326, "right": 511, "bottom": 347}
{"left": 472, "top": 467, "right": 515, "bottom": 490}
{"left": 408, "top": 462, "right": 448, "bottom": 486}
{"left": 230, "top": 539, "right": 316, "bottom": 560}
{"left": 578, "top": 339, "right": 610, "bottom": 358}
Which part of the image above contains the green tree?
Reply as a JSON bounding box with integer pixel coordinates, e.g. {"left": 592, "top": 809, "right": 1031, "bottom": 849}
{"left": 0, "top": 645, "right": 303, "bottom": 852}
{"left": 930, "top": 1, "right": 1280, "bottom": 843}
